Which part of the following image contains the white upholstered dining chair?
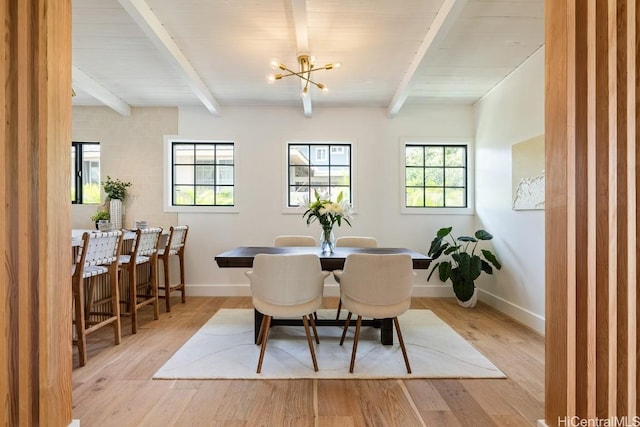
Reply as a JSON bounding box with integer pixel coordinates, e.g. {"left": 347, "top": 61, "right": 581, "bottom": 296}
{"left": 245, "top": 254, "right": 330, "bottom": 373}
{"left": 333, "top": 236, "right": 379, "bottom": 320}
{"left": 273, "top": 235, "right": 317, "bottom": 247}
{"left": 333, "top": 253, "right": 414, "bottom": 373}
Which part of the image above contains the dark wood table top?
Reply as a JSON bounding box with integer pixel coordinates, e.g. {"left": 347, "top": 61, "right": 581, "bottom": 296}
{"left": 214, "top": 246, "right": 431, "bottom": 271}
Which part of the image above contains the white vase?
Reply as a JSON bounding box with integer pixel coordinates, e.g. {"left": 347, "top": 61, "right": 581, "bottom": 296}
{"left": 109, "top": 199, "right": 123, "bottom": 230}
{"left": 457, "top": 287, "right": 478, "bottom": 308}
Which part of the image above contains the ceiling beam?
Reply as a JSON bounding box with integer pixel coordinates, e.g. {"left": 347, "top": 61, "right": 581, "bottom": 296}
{"left": 72, "top": 66, "right": 131, "bottom": 116}
{"left": 118, "top": 0, "right": 221, "bottom": 116}
{"left": 291, "top": 0, "right": 312, "bottom": 117}
{"left": 387, "top": 0, "right": 467, "bottom": 117}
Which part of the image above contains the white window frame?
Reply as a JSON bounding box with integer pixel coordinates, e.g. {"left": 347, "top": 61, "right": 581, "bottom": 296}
{"left": 282, "top": 140, "right": 357, "bottom": 214}
{"left": 163, "top": 136, "right": 239, "bottom": 213}
{"left": 400, "top": 138, "right": 474, "bottom": 215}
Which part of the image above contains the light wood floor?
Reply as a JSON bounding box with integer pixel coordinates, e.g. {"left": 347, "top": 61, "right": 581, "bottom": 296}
{"left": 72, "top": 296, "right": 544, "bottom": 426}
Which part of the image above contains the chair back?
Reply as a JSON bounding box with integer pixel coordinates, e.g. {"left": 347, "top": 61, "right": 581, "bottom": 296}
{"left": 246, "top": 254, "right": 328, "bottom": 306}
{"left": 133, "top": 227, "right": 163, "bottom": 257}
{"left": 273, "top": 235, "right": 317, "bottom": 247}
{"left": 339, "top": 253, "right": 414, "bottom": 306}
{"left": 76, "top": 231, "right": 123, "bottom": 267}
{"left": 164, "top": 225, "right": 189, "bottom": 254}
{"left": 335, "top": 236, "right": 378, "bottom": 248}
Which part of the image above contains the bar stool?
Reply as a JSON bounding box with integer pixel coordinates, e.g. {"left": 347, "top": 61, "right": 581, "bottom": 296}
{"left": 119, "top": 227, "right": 163, "bottom": 334}
{"left": 158, "top": 225, "right": 189, "bottom": 312}
{"left": 72, "top": 230, "right": 123, "bottom": 367}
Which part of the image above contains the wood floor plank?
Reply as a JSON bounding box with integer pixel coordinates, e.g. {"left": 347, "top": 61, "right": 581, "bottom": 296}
{"left": 432, "top": 379, "right": 498, "bottom": 427}
{"left": 71, "top": 297, "right": 544, "bottom": 426}
{"left": 420, "top": 410, "right": 463, "bottom": 426}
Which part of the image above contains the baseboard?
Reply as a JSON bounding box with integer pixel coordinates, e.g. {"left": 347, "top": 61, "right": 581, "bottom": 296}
{"left": 69, "top": 420, "right": 80, "bottom": 427}
{"left": 186, "top": 283, "right": 454, "bottom": 298}
{"left": 537, "top": 420, "right": 548, "bottom": 427}
{"left": 477, "top": 288, "right": 545, "bottom": 335}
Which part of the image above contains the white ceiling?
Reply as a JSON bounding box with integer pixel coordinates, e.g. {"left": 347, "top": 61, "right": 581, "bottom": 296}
{"left": 72, "top": 0, "right": 544, "bottom": 117}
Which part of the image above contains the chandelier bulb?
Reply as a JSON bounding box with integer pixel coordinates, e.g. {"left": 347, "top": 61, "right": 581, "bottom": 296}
{"left": 266, "top": 74, "right": 276, "bottom": 83}
{"left": 270, "top": 58, "right": 280, "bottom": 70}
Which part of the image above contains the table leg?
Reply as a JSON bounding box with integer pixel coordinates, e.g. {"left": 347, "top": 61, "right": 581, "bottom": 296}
{"left": 254, "top": 309, "right": 263, "bottom": 344}
{"left": 381, "top": 318, "right": 393, "bottom": 345}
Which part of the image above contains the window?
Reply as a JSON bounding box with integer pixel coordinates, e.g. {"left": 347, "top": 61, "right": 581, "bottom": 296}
{"left": 405, "top": 144, "right": 467, "bottom": 208}
{"left": 288, "top": 143, "right": 351, "bottom": 207}
{"left": 71, "top": 142, "right": 101, "bottom": 204}
{"left": 171, "top": 141, "right": 234, "bottom": 206}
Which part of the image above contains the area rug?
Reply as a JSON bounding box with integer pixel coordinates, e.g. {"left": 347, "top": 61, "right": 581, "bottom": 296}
{"left": 153, "top": 309, "right": 505, "bottom": 379}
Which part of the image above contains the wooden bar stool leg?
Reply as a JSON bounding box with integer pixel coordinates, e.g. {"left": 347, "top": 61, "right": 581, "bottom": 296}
{"left": 74, "top": 279, "right": 88, "bottom": 367}
{"left": 162, "top": 256, "right": 171, "bottom": 312}
{"left": 110, "top": 265, "right": 121, "bottom": 345}
{"left": 151, "top": 260, "right": 160, "bottom": 320}
{"left": 178, "top": 251, "right": 186, "bottom": 303}
{"left": 129, "top": 265, "right": 138, "bottom": 334}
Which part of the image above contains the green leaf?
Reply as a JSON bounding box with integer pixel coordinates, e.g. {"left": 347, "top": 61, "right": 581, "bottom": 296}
{"left": 336, "top": 191, "right": 343, "bottom": 203}
{"left": 436, "top": 227, "right": 452, "bottom": 238}
{"left": 438, "top": 262, "right": 452, "bottom": 282}
{"left": 427, "top": 236, "right": 443, "bottom": 257}
{"left": 455, "top": 252, "right": 471, "bottom": 280}
{"left": 475, "top": 229, "right": 493, "bottom": 240}
{"left": 469, "top": 255, "right": 482, "bottom": 281}
{"left": 457, "top": 236, "right": 477, "bottom": 243}
{"left": 427, "top": 262, "right": 440, "bottom": 281}
{"left": 482, "top": 249, "right": 502, "bottom": 269}
{"left": 480, "top": 260, "right": 493, "bottom": 275}
{"left": 444, "top": 246, "right": 458, "bottom": 255}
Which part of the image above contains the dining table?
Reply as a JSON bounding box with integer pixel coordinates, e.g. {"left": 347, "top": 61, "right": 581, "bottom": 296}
{"left": 215, "top": 246, "right": 431, "bottom": 345}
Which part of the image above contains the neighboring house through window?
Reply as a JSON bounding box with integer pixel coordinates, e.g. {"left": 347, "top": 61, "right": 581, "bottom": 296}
{"left": 288, "top": 143, "right": 352, "bottom": 207}
{"left": 71, "top": 142, "right": 101, "bottom": 204}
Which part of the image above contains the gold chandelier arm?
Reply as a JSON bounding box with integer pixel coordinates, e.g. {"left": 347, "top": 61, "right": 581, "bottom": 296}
{"left": 277, "top": 67, "right": 323, "bottom": 88}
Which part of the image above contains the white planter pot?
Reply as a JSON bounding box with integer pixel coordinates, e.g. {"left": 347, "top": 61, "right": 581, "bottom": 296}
{"left": 457, "top": 287, "right": 478, "bottom": 308}
{"left": 109, "top": 199, "right": 123, "bottom": 230}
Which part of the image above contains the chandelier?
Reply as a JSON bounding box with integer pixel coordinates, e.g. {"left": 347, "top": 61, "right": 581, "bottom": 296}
{"left": 267, "top": 54, "right": 340, "bottom": 95}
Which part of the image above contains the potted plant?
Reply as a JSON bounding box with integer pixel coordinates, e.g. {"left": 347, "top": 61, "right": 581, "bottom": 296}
{"left": 90, "top": 209, "right": 110, "bottom": 229}
{"left": 101, "top": 176, "right": 131, "bottom": 230}
{"left": 427, "top": 227, "right": 502, "bottom": 307}
{"left": 102, "top": 176, "right": 132, "bottom": 201}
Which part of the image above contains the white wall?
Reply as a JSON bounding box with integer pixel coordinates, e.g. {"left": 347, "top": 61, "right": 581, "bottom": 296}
{"left": 71, "top": 107, "right": 179, "bottom": 230}
{"left": 175, "top": 104, "right": 477, "bottom": 298}
{"left": 474, "top": 47, "right": 545, "bottom": 333}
